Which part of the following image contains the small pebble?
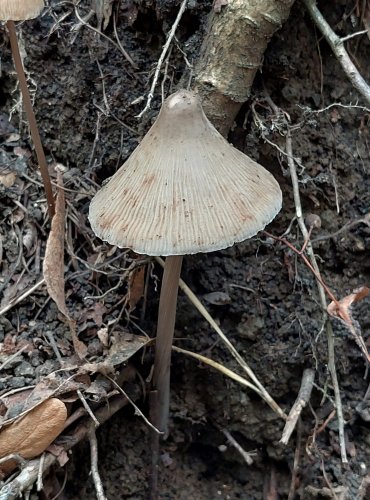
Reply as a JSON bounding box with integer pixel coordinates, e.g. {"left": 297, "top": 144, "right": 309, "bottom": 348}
{"left": 14, "top": 361, "right": 34, "bottom": 377}
{"left": 8, "top": 376, "right": 26, "bottom": 388}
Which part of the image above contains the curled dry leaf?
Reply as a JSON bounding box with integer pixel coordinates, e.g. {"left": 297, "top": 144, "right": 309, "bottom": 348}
{"left": 43, "top": 173, "right": 87, "bottom": 359}
{"left": 128, "top": 266, "right": 145, "bottom": 312}
{"left": 0, "top": 398, "right": 67, "bottom": 476}
{"left": 327, "top": 286, "right": 370, "bottom": 362}
{"left": 82, "top": 332, "right": 149, "bottom": 375}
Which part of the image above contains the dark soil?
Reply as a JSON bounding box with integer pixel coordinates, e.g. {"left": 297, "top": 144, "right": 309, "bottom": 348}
{"left": 0, "top": 1, "right": 370, "bottom": 499}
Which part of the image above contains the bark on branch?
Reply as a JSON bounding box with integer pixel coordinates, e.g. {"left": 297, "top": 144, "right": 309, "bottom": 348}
{"left": 303, "top": 0, "right": 370, "bottom": 108}
{"left": 193, "top": 0, "right": 296, "bottom": 135}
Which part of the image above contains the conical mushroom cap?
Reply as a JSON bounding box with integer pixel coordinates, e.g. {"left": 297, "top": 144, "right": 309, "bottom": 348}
{"left": 0, "top": 0, "right": 44, "bottom": 20}
{"left": 89, "top": 90, "right": 282, "bottom": 256}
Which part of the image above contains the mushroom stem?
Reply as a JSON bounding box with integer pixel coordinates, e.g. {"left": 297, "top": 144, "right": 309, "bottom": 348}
{"left": 152, "top": 255, "right": 183, "bottom": 435}
{"left": 6, "top": 20, "right": 55, "bottom": 218}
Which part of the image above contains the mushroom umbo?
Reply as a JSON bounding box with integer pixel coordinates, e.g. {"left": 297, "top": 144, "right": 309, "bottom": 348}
{"left": 1, "top": 0, "right": 55, "bottom": 217}
{"left": 89, "top": 89, "right": 282, "bottom": 435}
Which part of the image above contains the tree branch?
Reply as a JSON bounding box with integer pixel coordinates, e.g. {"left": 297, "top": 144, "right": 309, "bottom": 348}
{"left": 303, "top": 0, "right": 370, "bottom": 107}
{"left": 193, "top": 0, "right": 296, "bottom": 135}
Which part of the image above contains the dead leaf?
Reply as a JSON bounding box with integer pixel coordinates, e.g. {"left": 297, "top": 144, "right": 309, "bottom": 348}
{"left": 43, "top": 173, "right": 87, "bottom": 359}
{"left": 47, "top": 443, "right": 69, "bottom": 467}
{"left": 82, "top": 332, "right": 148, "bottom": 375}
{"left": 0, "top": 398, "right": 67, "bottom": 476}
{"left": 0, "top": 335, "right": 33, "bottom": 357}
{"left": 327, "top": 286, "right": 370, "bottom": 362}
{"left": 214, "top": 0, "right": 228, "bottom": 12}
{"left": 4, "top": 133, "right": 20, "bottom": 143}
{"left": 0, "top": 171, "right": 16, "bottom": 188}
{"left": 13, "top": 146, "right": 31, "bottom": 157}
{"left": 81, "top": 302, "right": 107, "bottom": 327}
{"left": 97, "top": 327, "right": 109, "bottom": 347}
{"left": 128, "top": 266, "right": 145, "bottom": 311}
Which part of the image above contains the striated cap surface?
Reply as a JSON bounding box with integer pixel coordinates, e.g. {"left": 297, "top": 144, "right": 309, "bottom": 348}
{"left": 89, "top": 90, "right": 282, "bottom": 256}
{"left": 0, "top": 0, "right": 44, "bottom": 20}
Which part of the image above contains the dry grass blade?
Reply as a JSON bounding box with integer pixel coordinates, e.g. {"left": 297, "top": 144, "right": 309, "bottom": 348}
{"left": 327, "top": 286, "right": 370, "bottom": 362}
{"left": 43, "top": 172, "right": 87, "bottom": 359}
{"left": 172, "top": 346, "right": 265, "bottom": 397}
{"left": 155, "top": 257, "right": 286, "bottom": 420}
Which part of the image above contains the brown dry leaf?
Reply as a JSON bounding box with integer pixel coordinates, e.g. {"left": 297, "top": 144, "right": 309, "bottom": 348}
{"left": 82, "top": 332, "right": 149, "bottom": 375}
{"left": 1, "top": 371, "right": 90, "bottom": 427}
{"left": 128, "top": 266, "right": 145, "bottom": 311}
{"left": 97, "top": 327, "right": 109, "bottom": 347}
{"left": 0, "top": 335, "right": 34, "bottom": 357}
{"left": 43, "top": 173, "right": 87, "bottom": 359}
{"left": 47, "top": 443, "right": 69, "bottom": 467}
{"left": 327, "top": 286, "right": 370, "bottom": 362}
{"left": 82, "top": 302, "right": 107, "bottom": 327}
{"left": 0, "top": 398, "right": 67, "bottom": 476}
{"left": 0, "top": 170, "right": 16, "bottom": 188}
{"left": 213, "top": 0, "right": 228, "bottom": 12}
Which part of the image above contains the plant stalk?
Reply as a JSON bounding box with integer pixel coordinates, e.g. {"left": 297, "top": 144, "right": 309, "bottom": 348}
{"left": 7, "top": 20, "right": 55, "bottom": 218}
{"left": 152, "top": 255, "right": 183, "bottom": 435}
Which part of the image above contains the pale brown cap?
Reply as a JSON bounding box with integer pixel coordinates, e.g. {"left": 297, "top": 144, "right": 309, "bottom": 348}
{"left": 89, "top": 90, "right": 282, "bottom": 256}
{"left": 0, "top": 0, "right": 44, "bottom": 20}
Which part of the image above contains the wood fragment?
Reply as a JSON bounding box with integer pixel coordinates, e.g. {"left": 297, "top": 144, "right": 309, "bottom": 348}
{"left": 280, "top": 369, "right": 315, "bottom": 445}
{"left": 193, "top": 0, "right": 295, "bottom": 134}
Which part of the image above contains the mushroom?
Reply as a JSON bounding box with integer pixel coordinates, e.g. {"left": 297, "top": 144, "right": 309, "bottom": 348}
{"left": 89, "top": 89, "right": 282, "bottom": 435}
{"left": 1, "top": 0, "right": 55, "bottom": 217}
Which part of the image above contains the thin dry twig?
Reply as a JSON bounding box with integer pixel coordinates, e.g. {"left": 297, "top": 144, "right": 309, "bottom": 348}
{"left": 137, "top": 0, "right": 188, "bottom": 118}
{"left": 74, "top": 6, "right": 137, "bottom": 68}
{"left": 221, "top": 429, "right": 254, "bottom": 466}
{"left": 77, "top": 390, "right": 99, "bottom": 427}
{"left": 312, "top": 213, "right": 370, "bottom": 243}
{"left": 303, "top": 0, "right": 370, "bottom": 107}
{"left": 287, "top": 419, "right": 302, "bottom": 500}
{"left": 284, "top": 131, "right": 348, "bottom": 464}
{"left": 36, "top": 453, "right": 45, "bottom": 492}
{"left": 104, "top": 375, "right": 162, "bottom": 434}
{"left": 88, "top": 428, "right": 107, "bottom": 500}
{"left": 280, "top": 368, "right": 315, "bottom": 445}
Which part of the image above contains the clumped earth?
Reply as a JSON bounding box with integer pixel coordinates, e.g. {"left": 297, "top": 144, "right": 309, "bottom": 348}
{"left": 0, "top": 1, "right": 369, "bottom": 499}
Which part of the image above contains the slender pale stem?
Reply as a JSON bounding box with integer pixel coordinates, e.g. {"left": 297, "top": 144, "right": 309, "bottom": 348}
{"left": 7, "top": 21, "right": 55, "bottom": 218}
{"left": 152, "top": 255, "right": 183, "bottom": 435}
